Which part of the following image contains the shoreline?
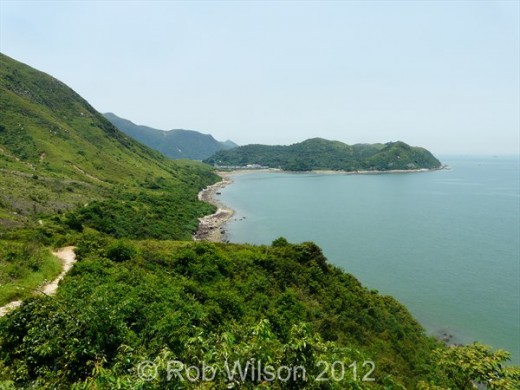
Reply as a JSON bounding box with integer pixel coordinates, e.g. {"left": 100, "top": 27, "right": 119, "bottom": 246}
{"left": 193, "top": 162, "right": 518, "bottom": 365}
{"left": 217, "top": 165, "right": 448, "bottom": 176}
{"left": 193, "top": 172, "right": 234, "bottom": 242}
{"left": 310, "top": 165, "right": 448, "bottom": 175}
{"left": 193, "top": 165, "right": 447, "bottom": 243}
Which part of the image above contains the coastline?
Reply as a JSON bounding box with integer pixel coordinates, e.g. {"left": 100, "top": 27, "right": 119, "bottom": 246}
{"left": 217, "top": 165, "right": 448, "bottom": 176}
{"left": 193, "top": 165, "right": 447, "bottom": 242}
{"left": 310, "top": 165, "right": 448, "bottom": 175}
{"left": 193, "top": 172, "right": 234, "bottom": 242}
{"left": 193, "top": 161, "right": 519, "bottom": 365}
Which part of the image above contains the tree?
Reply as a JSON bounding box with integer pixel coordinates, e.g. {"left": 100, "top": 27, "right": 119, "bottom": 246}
{"left": 420, "top": 343, "right": 520, "bottom": 389}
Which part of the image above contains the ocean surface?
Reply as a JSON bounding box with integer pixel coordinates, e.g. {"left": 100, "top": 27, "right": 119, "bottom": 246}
{"left": 218, "top": 156, "right": 520, "bottom": 364}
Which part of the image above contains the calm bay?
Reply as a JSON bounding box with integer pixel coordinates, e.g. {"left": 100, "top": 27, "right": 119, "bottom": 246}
{"left": 219, "top": 156, "right": 520, "bottom": 363}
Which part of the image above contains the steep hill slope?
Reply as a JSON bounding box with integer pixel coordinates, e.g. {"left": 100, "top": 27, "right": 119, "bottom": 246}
{"left": 205, "top": 137, "right": 442, "bottom": 171}
{"left": 0, "top": 53, "right": 218, "bottom": 235}
{"left": 104, "top": 112, "right": 237, "bottom": 160}
{"left": 2, "top": 59, "right": 176, "bottom": 182}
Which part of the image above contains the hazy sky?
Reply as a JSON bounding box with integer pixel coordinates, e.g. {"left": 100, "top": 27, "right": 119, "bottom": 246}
{"left": 1, "top": 1, "right": 519, "bottom": 155}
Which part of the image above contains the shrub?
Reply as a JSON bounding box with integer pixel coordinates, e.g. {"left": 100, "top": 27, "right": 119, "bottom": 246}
{"left": 105, "top": 239, "right": 136, "bottom": 262}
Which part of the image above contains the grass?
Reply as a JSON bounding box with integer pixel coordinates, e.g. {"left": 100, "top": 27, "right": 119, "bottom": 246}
{"left": 0, "top": 241, "right": 62, "bottom": 306}
{"left": 0, "top": 169, "right": 103, "bottom": 216}
{"left": 0, "top": 53, "right": 218, "bottom": 187}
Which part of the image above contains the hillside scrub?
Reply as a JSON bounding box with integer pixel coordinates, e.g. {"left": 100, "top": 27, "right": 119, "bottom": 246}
{"left": 0, "top": 239, "right": 437, "bottom": 388}
{"left": 0, "top": 53, "right": 219, "bottom": 237}
{"left": 1, "top": 238, "right": 518, "bottom": 388}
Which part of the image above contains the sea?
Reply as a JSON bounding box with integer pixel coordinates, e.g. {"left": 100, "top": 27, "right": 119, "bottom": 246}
{"left": 218, "top": 156, "right": 520, "bottom": 364}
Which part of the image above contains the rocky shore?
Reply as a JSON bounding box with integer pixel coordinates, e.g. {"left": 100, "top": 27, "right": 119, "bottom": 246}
{"left": 193, "top": 173, "right": 234, "bottom": 242}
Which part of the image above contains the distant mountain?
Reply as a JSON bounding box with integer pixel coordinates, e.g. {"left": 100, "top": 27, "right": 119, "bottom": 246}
{"left": 204, "top": 137, "right": 442, "bottom": 171}
{"left": 103, "top": 113, "right": 237, "bottom": 160}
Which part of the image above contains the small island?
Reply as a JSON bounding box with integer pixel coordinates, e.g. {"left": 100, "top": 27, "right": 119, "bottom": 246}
{"left": 204, "top": 138, "right": 442, "bottom": 172}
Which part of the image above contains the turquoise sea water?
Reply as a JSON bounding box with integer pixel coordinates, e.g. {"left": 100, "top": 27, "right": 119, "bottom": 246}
{"left": 219, "top": 156, "right": 520, "bottom": 363}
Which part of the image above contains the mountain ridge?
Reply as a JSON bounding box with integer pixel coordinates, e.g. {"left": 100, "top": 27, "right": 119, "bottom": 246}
{"left": 104, "top": 112, "right": 237, "bottom": 160}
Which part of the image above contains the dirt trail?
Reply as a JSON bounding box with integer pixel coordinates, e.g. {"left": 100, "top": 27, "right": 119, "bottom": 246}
{"left": 0, "top": 246, "right": 77, "bottom": 317}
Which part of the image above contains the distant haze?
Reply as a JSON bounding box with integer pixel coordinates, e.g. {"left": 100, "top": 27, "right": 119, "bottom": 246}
{"left": 1, "top": 1, "right": 518, "bottom": 155}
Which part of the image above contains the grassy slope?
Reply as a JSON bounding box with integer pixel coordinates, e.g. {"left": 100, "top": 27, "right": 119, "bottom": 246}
{"left": 0, "top": 53, "right": 218, "bottom": 234}
{"left": 0, "top": 53, "right": 177, "bottom": 183}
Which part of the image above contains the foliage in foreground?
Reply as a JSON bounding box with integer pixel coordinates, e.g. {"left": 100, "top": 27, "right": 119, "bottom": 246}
{"left": 417, "top": 343, "right": 520, "bottom": 390}
{"left": 1, "top": 238, "right": 517, "bottom": 389}
{"left": 0, "top": 239, "right": 431, "bottom": 388}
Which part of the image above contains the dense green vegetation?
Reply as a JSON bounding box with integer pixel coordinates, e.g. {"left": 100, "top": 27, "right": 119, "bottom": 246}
{"left": 0, "top": 53, "right": 518, "bottom": 389}
{"left": 1, "top": 238, "right": 518, "bottom": 389}
{"left": 204, "top": 138, "right": 442, "bottom": 171}
{"left": 2, "top": 238, "right": 427, "bottom": 387}
{"left": 104, "top": 112, "right": 237, "bottom": 160}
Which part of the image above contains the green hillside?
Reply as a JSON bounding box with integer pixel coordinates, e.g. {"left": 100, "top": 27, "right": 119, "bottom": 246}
{"left": 0, "top": 53, "right": 218, "bottom": 236}
{"left": 0, "top": 52, "right": 217, "bottom": 304}
{"left": 0, "top": 54, "right": 517, "bottom": 389}
{"left": 204, "top": 137, "right": 442, "bottom": 171}
{"left": 104, "top": 112, "right": 237, "bottom": 160}
{"left": 0, "top": 58, "right": 198, "bottom": 183}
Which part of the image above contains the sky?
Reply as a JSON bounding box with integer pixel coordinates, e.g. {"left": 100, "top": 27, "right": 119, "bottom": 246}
{"left": 0, "top": 1, "right": 519, "bottom": 155}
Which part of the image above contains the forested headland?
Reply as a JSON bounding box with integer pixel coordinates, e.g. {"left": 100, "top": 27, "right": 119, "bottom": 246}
{"left": 204, "top": 138, "right": 443, "bottom": 172}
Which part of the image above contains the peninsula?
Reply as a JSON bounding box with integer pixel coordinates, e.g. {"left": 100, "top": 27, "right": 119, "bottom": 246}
{"left": 204, "top": 138, "right": 442, "bottom": 172}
